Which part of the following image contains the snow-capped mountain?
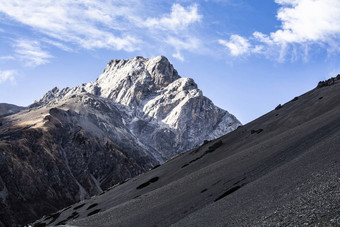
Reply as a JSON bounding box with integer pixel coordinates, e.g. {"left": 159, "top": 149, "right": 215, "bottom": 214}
{"left": 32, "top": 56, "right": 241, "bottom": 161}
{"left": 0, "top": 56, "right": 240, "bottom": 226}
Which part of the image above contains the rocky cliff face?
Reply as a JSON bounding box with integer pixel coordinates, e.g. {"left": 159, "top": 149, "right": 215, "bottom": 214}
{"left": 32, "top": 56, "right": 241, "bottom": 161}
{"left": 0, "top": 56, "right": 240, "bottom": 226}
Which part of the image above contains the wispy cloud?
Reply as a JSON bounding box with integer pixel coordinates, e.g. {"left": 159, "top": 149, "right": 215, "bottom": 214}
{"left": 166, "top": 36, "right": 202, "bottom": 61}
{"left": 144, "top": 4, "right": 202, "bottom": 32}
{"left": 0, "top": 1, "right": 203, "bottom": 62}
{"left": 0, "top": 1, "right": 141, "bottom": 52}
{"left": 0, "top": 56, "right": 15, "bottom": 61}
{"left": 219, "top": 0, "right": 340, "bottom": 61}
{"left": 14, "top": 40, "right": 52, "bottom": 67}
{"left": 172, "top": 51, "right": 185, "bottom": 61}
{"left": 219, "top": 35, "right": 250, "bottom": 56}
{"left": 0, "top": 70, "right": 17, "bottom": 84}
{"left": 143, "top": 4, "right": 203, "bottom": 61}
{"left": 42, "top": 39, "right": 73, "bottom": 52}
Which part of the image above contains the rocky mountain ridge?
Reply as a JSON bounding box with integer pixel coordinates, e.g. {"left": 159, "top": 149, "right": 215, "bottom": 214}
{"left": 0, "top": 56, "right": 240, "bottom": 226}
{"left": 31, "top": 56, "right": 241, "bottom": 161}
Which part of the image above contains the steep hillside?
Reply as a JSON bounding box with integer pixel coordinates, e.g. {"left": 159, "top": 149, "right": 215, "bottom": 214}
{"left": 0, "top": 95, "right": 156, "bottom": 226}
{"left": 32, "top": 76, "right": 340, "bottom": 226}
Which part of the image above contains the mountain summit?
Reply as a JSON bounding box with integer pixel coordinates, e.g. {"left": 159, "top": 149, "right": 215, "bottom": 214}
{"left": 32, "top": 56, "right": 241, "bottom": 161}
{"left": 0, "top": 56, "right": 240, "bottom": 226}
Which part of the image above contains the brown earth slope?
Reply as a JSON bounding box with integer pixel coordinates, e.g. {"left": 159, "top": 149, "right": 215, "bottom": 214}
{"left": 32, "top": 76, "right": 340, "bottom": 226}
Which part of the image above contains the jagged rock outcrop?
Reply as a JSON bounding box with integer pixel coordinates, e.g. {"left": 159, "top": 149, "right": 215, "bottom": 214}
{"left": 0, "top": 56, "right": 240, "bottom": 226}
{"left": 32, "top": 56, "right": 241, "bottom": 160}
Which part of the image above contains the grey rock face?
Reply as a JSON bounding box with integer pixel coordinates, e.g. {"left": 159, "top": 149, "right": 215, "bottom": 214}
{"left": 0, "top": 56, "right": 240, "bottom": 226}
{"left": 33, "top": 56, "right": 241, "bottom": 161}
{"left": 29, "top": 87, "right": 71, "bottom": 108}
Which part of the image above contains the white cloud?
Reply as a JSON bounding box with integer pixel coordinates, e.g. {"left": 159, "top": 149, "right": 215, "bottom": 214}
{"left": 0, "top": 56, "right": 15, "bottom": 61}
{"left": 167, "top": 36, "right": 201, "bottom": 50}
{"left": 220, "top": 0, "right": 340, "bottom": 61}
{"left": 14, "top": 40, "right": 52, "bottom": 67}
{"left": 219, "top": 35, "right": 251, "bottom": 56}
{"left": 0, "top": 1, "right": 204, "bottom": 63}
{"left": 143, "top": 3, "right": 203, "bottom": 61}
{"left": 272, "top": 0, "right": 340, "bottom": 43}
{"left": 166, "top": 36, "right": 202, "bottom": 61}
{"left": 145, "top": 4, "right": 202, "bottom": 32}
{"left": 0, "top": 70, "right": 17, "bottom": 84}
{"left": 42, "top": 39, "right": 73, "bottom": 52}
{"left": 0, "top": 1, "right": 141, "bottom": 52}
{"left": 173, "top": 51, "right": 185, "bottom": 61}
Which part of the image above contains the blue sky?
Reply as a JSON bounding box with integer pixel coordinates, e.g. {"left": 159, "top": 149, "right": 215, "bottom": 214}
{"left": 1, "top": 0, "right": 340, "bottom": 123}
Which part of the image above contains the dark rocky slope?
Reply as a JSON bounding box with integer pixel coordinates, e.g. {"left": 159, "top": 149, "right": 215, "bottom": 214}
{"left": 32, "top": 76, "right": 340, "bottom": 226}
{"left": 0, "top": 96, "right": 155, "bottom": 226}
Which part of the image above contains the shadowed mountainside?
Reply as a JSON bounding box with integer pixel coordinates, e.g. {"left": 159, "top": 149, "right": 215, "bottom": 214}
{"left": 32, "top": 76, "right": 340, "bottom": 226}
{"left": 0, "top": 97, "right": 156, "bottom": 226}
{"left": 0, "top": 103, "right": 25, "bottom": 116}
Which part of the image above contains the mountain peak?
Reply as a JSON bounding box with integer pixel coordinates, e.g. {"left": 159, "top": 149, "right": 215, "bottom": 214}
{"left": 100, "top": 56, "right": 179, "bottom": 90}
{"left": 31, "top": 55, "right": 240, "bottom": 158}
{"left": 94, "top": 56, "right": 180, "bottom": 106}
